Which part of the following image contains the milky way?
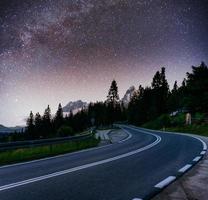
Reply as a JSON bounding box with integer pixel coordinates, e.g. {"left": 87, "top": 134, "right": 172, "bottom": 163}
{"left": 0, "top": 0, "right": 207, "bottom": 126}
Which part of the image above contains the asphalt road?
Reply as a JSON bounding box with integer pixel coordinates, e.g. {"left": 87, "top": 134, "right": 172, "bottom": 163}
{"left": 0, "top": 125, "right": 206, "bottom": 200}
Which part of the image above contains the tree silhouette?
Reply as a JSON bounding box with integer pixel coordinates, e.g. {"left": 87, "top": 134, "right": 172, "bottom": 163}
{"left": 107, "top": 80, "right": 119, "bottom": 105}
{"left": 34, "top": 112, "right": 42, "bottom": 138}
{"left": 26, "top": 111, "right": 35, "bottom": 138}
{"left": 106, "top": 80, "right": 121, "bottom": 124}
{"left": 186, "top": 62, "right": 208, "bottom": 112}
{"left": 173, "top": 81, "right": 178, "bottom": 92}
{"left": 54, "top": 103, "right": 64, "bottom": 132}
{"left": 42, "top": 105, "right": 53, "bottom": 137}
{"left": 151, "top": 67, "right": 169, "bottom": 117}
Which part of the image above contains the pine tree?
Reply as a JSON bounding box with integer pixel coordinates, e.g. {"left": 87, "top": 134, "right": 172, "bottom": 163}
{"left": 186, "top": 62, "right": 208, "bottom": 112}
{"left": 182, "top": 78, "right": 186, "bottom": 88}
{"left": 107, "top": 80, "right": 119, "bottom": 105}
{"left": 54, "top": 103, "right": 64, "bottom": 131}
{"left": 26, "top": 111, "right": 35, "bottom": 138}
{"left": 27, "top": 111, "right": 34, "bottom": 127}
{"left": 151, "top": 67, "right": 169, "bottom": 116}
{"left": 34, "top": 112, "right": 42, "bottom": 138}
{"left": 106, "top": 80, "right": 120, "bottom": 124}
{"left": 43, "top": 105, "right": 51, "bottom": 121}
{"left": 151, "top": 71, "right": 161, "bottom": 89}
{"left": 42, "top": 105, "right": 52, "bottom": 137}
{"left": 167, "top": 81, "right": 179, "bottom": 112}
{"left": 161, "top": 67, "right": 169, "bottom": 93}
{"left": 172, "top": 81, "right": 178, "bottom": 93}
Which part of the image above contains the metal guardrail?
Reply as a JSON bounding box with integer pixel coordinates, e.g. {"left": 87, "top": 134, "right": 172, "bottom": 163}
{"left": 0, "top": 131, "right": 93, "bottom": 152}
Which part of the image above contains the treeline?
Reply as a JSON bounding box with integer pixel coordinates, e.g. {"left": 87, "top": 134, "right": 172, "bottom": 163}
{"left": 128, "top": 62, "right": 208, "bottom": 125}
{"left": 26, "top": 104, "right": 88, "bottom": 139}
{"left": 22, "top": 61, "right": 208, "bottom": 140}
{"left": 24, "top": 80, "right": 125, "bottom": 140}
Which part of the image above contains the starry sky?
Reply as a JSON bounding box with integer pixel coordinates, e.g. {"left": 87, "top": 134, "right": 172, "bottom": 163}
{"left": 0, "top": 0, "right": 207, "bottom": 126}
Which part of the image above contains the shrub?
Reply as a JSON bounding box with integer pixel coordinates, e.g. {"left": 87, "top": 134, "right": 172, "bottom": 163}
{"left": 142, "top": 114, "right": 171, "bottom": 129}
{"left": 159, "top": 114, "right": 171, "bottom": 127}
{"left": 171, "top": 113, "right": 185, "bottom": 126}
{"left": 194, "top": 112, "right": 205, "bottom": 124}
{"left": 57, "top": 126, "right": 74, "bottom": 137}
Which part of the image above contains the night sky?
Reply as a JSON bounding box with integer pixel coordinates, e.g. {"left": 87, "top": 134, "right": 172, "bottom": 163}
{"left": 0, "top": 0, "right": 207, "bottom": 126}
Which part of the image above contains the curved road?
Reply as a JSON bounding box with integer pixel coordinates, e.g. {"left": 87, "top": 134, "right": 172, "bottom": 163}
{"left": 0, "top": 125, "right": 206, "bottom": 200}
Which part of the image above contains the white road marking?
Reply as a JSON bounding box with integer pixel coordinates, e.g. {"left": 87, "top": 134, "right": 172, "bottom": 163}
{"left": 178, "top": 164, "right": 192, "bottom": 173}
{"left": 0, "top": 131, "right": 161, "bottom": 192}
{"left": 154, "top": 176, "right": 176, "bottom": 189}
{"left": 200, "top": 151, "right": 206, "bottom": 155}
{"left": 0, "top": 128, "right": 133, "bottom": 170}
{"left": 0, "top": 143, "right": 114, "bottom": 170}
{"left": 119, "top": 125, "right": 161, "bottom": 142}
{"left": 137, "top": 126, "right": 208, "bottom": 152}
{"left": 194, "top": 137, "right": 207, "bottom": 151}
{"left": 132, "top": 198, "right": 143, "bottom": 200}
{"left": 193, "top": 156, "right": 201, "bottom": 162}
{"left": 118, "top": 131, "right": 132, "bottom": 143}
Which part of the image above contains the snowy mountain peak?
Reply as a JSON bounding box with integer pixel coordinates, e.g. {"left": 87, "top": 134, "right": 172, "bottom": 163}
{"left": 121, "top": 86, "right": 136, "bottom": 106}
{"left": 63, "top": 100, "right": 88, "bottom": 114}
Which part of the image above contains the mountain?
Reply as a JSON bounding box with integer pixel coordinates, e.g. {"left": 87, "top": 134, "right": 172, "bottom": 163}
{"left": 0, "top": 125, "right": 10, "bottom": 133}
{"left": 121, "top": 86, "right": 136, "bottom": 107}
{"left": 0, "top": 125, "right": 24, "bottom": 134}
{"left": 63, "top": 87, "right": 136, "bottom": 115}
{"left": 63, "top": 100, "right": 88, "bottom": 114}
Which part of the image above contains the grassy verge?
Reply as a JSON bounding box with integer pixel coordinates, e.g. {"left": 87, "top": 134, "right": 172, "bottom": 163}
{"left": 142, "top": 113, "right": 208, "bottom": 137}
{"left": 165, "top": 125, "right": 208, "bottom": 137}
{"left": 142, "top": 114, "right": 171, "bottom": 130}
{"left": 0, "top": 137, "right": 99, "bottom": 166}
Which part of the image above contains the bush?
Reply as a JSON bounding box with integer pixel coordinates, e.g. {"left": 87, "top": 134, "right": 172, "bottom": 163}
{"left": 194, "top": 112, "right": 205, "bottom": 124}
{"left": 171, "top": 113, "right": 185, "bottom": 126}
{"left": 57, "top": 126, "right": 74, "bottom": 137}
{"left": 142, "top": 114, "right": 171, "bottom": 129}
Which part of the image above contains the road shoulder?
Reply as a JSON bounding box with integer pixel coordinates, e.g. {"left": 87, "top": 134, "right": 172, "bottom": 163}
{"left": 95, "top": 129, "right": 129, "bottom": 145}
{"left": 152, "top": 136, "right": 208, "bottom": 200}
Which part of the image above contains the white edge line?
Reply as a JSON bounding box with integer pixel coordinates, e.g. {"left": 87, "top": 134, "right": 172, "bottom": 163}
{"left": 117, "top": 128, "right": 132, "bottom": 143}
{"left": 193, "top": 156, "right": 201, "bottom": 162}
{"left": 0, "top": 142, "right": 114, "bottom": 170}
{"left": 0, "top": 128, "right": 133, "bottom": 170}
{"left": 154, "top": 176, "right": 176, "bottom": 189}
{"left": 0, "top": 130, "right": 161, "bottom": 192}
{"left": 178, "top": 164, "right": 192, "bottom": 173}
{"left": 135, "top": 126, "right": 207, "bottom": 155}
{"left": 118, "top": 125, "right": 161, "bottom": 142}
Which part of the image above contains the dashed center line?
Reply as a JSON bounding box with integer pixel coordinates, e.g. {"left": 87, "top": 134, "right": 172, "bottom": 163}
{"left": 154, "top": 176, "right": 176, "bottom": 189}
{"left": 178, "top": 164, "right": 192, "bottom": 173}
{"left": 193, "top": 156, "right": 201, "bottom": 162}
{"left": 200, "top": 151, "right": 206, "bottom": 155}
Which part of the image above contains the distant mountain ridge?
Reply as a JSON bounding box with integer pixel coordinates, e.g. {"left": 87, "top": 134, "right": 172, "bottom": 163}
{"left": 0, "top": 125, "right": 24, "bottom": 134}
{"left": 63, "top": 87, "right": 136, "bottom": 115}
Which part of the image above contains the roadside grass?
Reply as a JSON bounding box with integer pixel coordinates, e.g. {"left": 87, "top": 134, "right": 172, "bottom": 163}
{"left": 142, "top": 114, "right": 171, "bottom": 130}
{"left": 165, "top": 125, "right": 208, "bottom": 137}
{"left": 142, "top": 113, "right": 208, "bottom": 137}
{"left": 0, "top": 137, "right": 99, "bottom": 166}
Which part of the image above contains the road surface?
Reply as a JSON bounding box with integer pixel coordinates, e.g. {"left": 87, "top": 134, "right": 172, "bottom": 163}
{"left": 0, "top": 125, "right": 206, "bottom": 200}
